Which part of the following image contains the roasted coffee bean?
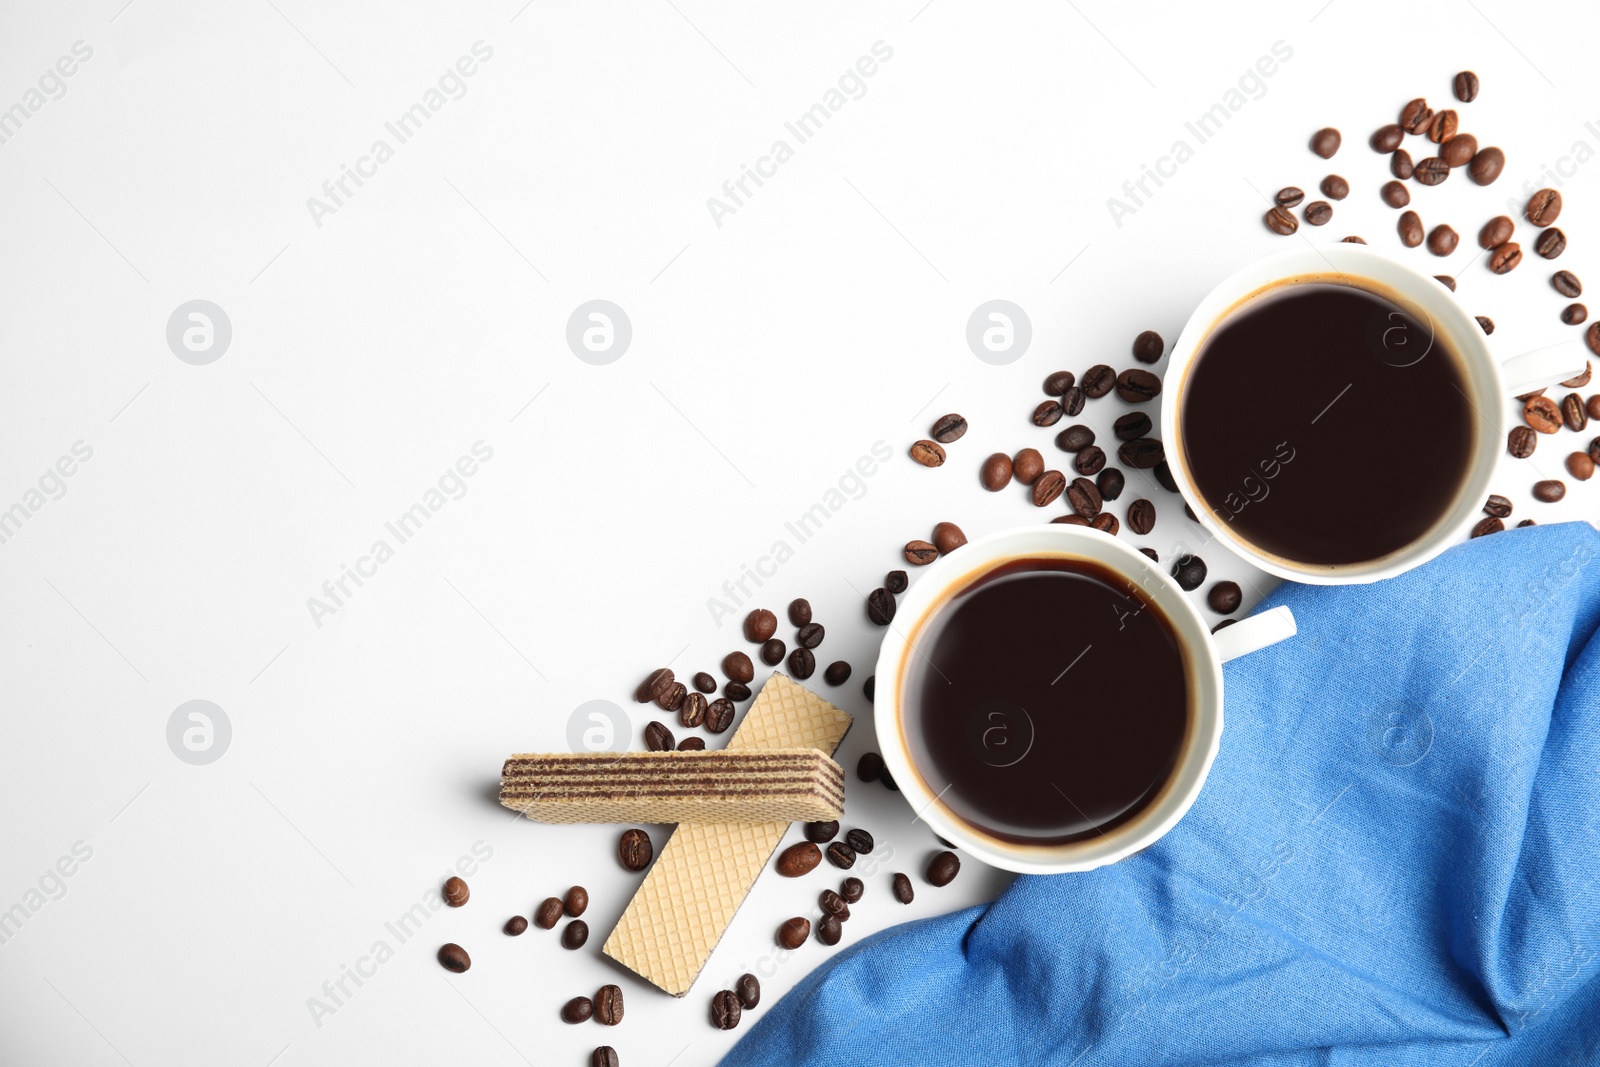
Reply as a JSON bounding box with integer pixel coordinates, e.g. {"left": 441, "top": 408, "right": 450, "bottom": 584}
{"left": 1391, "top": 149, "right": 1415, "bottom": 180}
{"left": 1116, "top": 368, "right": 1163, "bottom": 403}
{"left": 1031, "top": 400, "right": 1063, "bottom": 427}
{"left": 823, "top": 660, "right": 852, "bottom": 686}
{"left": 1056, "top": 424, "right": 1095, "bottom": 452}
{"left": 1589, "top": 322, "right": 1600, "bottom": 356}
{"left": 1184, "top": 503, "right": 1199, "bottom": 523}
{"left": 1508, "top": 425, "right": 1538, "bottom": 458}
{"left": 926, "top": 851, "right": 961, "bottom": 887}
{"left": 904, "top": 539, "right": 938, "bottom": 565}
{"left": 1568, "top": 452, "right": 1596, "bottom": 480}
{"left": 711, "top": 990, "right": 742, "bottom": 1030}
{"left": 817, "top": 914, "right": 843, "bottom": 946}
{"left": 562, "top": 996, "right": 594, "bottom": 1023}
{"left": 562, "top": 921, "right": 589, "bottom": 950}
{"left": 444, "top": 876, "right": 470, "bottom": 908}
{"left": 1427, "top": 225, "right": 1458, "bottom": 256}
{"left": 1574, "top": 364, "right": 1599, "bottom": 388}
{"left": 776, "top": 917, "right": 810, "bottom": 950}
{"left": 592, "top": 1048, "right": 619, "bottom": 1067}
{"left": 931, "top": 413, "right": 968, "bottom": 443}
{"left": 786, "top": 647, "right": 816, "bottom": 681}
{"left": 805, "top": 820, "right": 839, "bottom": 844}
{"left": 595, "top": 985, "right": 624, "bottom": 1026}
{"left": 635, "top": 668, "right": 675, "bottom": 704}
{"left": 1553, "top": 270, "right": 1583, "bottom": 298}
{"left": 776, "top": 841, "right": 822, "bottom": 877}
{"left": 1592, "top": 434, "right": 1600, "bottom": 463}
{"left": 1172, "top": 554, "right": 1207, "bottom": 591}
{"left": 825, "top": 841, "right": 856, "bottom": 869}
{"left": 693, "top": 671, "right": 716, "bottom": 693}
{"left": 844, "top": 828, "right": 874, "bottom": 854}
{"left": 1401, "top": 98, "right": 1432, "bottom": 134}
{"left": 1518, "top": 519, "right": 1538, "bottom": 528}
{"left": 1436, "top": 275, "right": 1456, "bottom": 290}
{"left": 736, "top": 973, "right": 761, "bottom": 1009}
{"left": 1415, "top": 157, "right": 1450, "bottom": 186}
{"left": 1090, "top": 512, "right": 1119, "bottom": 535}
{"left": 980, "top": 451, "right": 1013, "bottom": 490}
{"left": 643, "top": 720, "right": 674, "bottom": 751}
{"left": 705, "top": 697, "right": 736, "bottom": 732}
{"left": 1592, "top": 398, "right": 1600, "bottom": 421}
{"left": 866, "top": 589, "right": 896, "bottom": 627}
{"left": 910, "top": 440, "right": 946, "bottom": 467}
{"left": 1479, "top": 216, "right": 1514, "bottom": 249}
{"left": 1471, "top": 517, "right": 1504, "bottom": 538}
{"left": 1370, "top": 124, "right": 1402, "bottom": 153}
{"left": 1154, "top": 461, "right": 1179, "bottom": 493}
{"left": 1118, "top": 437, "right": 1165, "bottom": 469}
{"left": 892, "top": 872, "right": 915, "bottom": 904}
{"left": 678, "top": 737, "right": 705, "bottom": 751}
{"left": 1139, "top": 548, "right": 1160, "bottom": 564}
{"left": 1304, "top": 201, "right": 1332, "bottom": 226}
{"left": 739, "top": 609, "right": 776, "bottom": 643}
{"left": 657, "top": 682, "right": 686, "bottom": 713}
{"left": 1489, "top": 243, "right": 1522, "bottom": 274}
{"left": 1469, "top": 146, "right": 1505, "bottom": 185}
{"left": 788, "top": 598, "right": 812, "bottom": 626}
{"left": 535, "top": 897, "right": 563, "bottom": 929}
{"left": 437, "top": 943, "right": 471, "bottom": 973}
{"left": 1043, "top": 369, "right": 1076, "bottom": 394}
{"left": 1398, "top": 211, "right": 1424, "bottom": 247}
{"left": 1320, "top": 174, "right": 1349, "bottom": 200}
{"left": 1133, "top": 330, "right": 1164, "bottom": 363}
{"left": 856, "top": 752, "right": 885, "bottom": 783}
{"left": 1060, "top": 385, "right": 1087, "bottom": 416}
{"left": 1567, "top": 304, "right": 1593, "bottom": 326}
{"left": 1534, "top": 479, "right": 1566, "bottom": 502}
{"left": 1114, "top": 412, "right": 1153, "bottom": 441}
{"left": 1442, "top": 132, "right": 1478, "bottom": 168}
{"left": 1082, "top": 365, "right": 1116, "bottom": 399}
{"left": 1275, "top": 186, "right": 1304, "bottom": 207}
{"left": 1381, "top": 180, "right": 1410, "bottom": 208}
{"left": 1073, "top": 445, "right": 1107, "bottom": 475}
{"left": 932, "top": 521, "right": 967, "bottom": 554}
{"left": 758, "top": 639, "right": 785, "bottom": 667}
{"left": 796, "top": 623, "right": 825, "bottom": 649}
{"left": 1207, "top": 581, "right": 1242, "bottom": 614}
{"left": 881, "top": 766, "right": 898, "bottom": 791}
{"left": 1053, "top": 515, "right": 1090, "bottom": 526}
{"left": 841, "top": 877, "right": 864, "bottom": 903}
{"left": 1264, "top": 206, "right": 1298, "bottom": 236}
{"left": 819, "top": 888, "right": 849, "bottom": 917}
{"left": 722, "top": 651, "right": 754, "bottom": 685}
{"left": 1127, "top": 498, "right": 1156, "bottom": 535}
{"left": 679, "top": 691, "right": 707, "bottom": 727}
{"left": 1011, "top": 448, "right": 1045, "bottom": 486}
{"left": 1312, "top": 127, "right": 1341, "bottom": 158}
{"left": 1033, "top": 470, "right": 1066, "bottom": 507}
{"left": 1527, "top": 188, "right": 1562, "bottom": 227}
{"left": 1066, "top": 476, "right": 1102, "bottom": 519}
{"left": 1526, "top": 395, "right": 1564, "bottom": 433}
{"left": 1454, "top": 70, "right": 1480, "bottom": 102}
{"left": 1477, "top": 316, "right": 1495, "bottom": 335}
{"left": 726, "top": 681, "right": 752, "bottom": 701}
{"left": 1428, "top": 109, "right": 1457, "bottom": 143}
{"left": 1342, "top": 236, "right": 1367, "bottom": 244}
{"left": 565, "top": 885, "right": 589, "bottom": 917}
{"left": 505, "top": 914, "right": 528, "bottom": 936}
{"left": 1097, "top": 466, "right": 1125, "bottom": 502}
{"left": 618, "top": 828, "right": 653, "bottom": 871}
{"left": 1483, "top": 495, "right": 1513, "bottom": 518}
{"left": 1536, "top": 228, "right": 1566, "bottom": 259}
{"left": 1563, "top": 393, "right": 1589, "bottom": 432}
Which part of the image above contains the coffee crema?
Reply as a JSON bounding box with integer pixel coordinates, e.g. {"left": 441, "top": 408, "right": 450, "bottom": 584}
{"left": 1179, "top": 278, "right": 1476, "bottom": 567}
{"left": 900, "top": 556, "right": 1190, "bottom": 846}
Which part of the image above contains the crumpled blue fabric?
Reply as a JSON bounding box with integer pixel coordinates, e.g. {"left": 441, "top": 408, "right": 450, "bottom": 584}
{"left": 724, "top": 521, "right": 1600, "bottom": 1067}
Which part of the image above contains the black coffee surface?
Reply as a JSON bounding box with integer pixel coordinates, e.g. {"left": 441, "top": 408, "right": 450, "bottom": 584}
{"left": 901, "top": 557, "right": 1188, "bottom": 845}
{"left": 1181, "top": 281, "right": 1475, "bottom": 566}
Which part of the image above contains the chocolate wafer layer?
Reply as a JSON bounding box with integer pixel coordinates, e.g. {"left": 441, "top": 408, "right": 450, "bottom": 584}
{"left": 500, "top": 748, "right": 844, "bottom": 824}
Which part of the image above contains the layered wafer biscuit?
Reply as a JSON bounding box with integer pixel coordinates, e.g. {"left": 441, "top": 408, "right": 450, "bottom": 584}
{"left": 499, "top": 748, "right": 844, "bottom": 824}
{"left": 603, "top": 673, "right": 853, "bottom": 996}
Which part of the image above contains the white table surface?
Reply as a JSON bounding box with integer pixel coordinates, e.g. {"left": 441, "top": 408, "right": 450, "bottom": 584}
{"left": 3, "top": 2, "right": 1598, "bottom": 1064}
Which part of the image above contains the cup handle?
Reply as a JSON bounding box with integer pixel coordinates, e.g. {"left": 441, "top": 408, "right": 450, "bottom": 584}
{"left": 1502, "top": 341, "right": 1591, "bottom": 397}
{"left": 1212, "top": 605, "right": 1296, "bottom": 663}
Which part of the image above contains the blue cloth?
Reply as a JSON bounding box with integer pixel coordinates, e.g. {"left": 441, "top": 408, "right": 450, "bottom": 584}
{"left": 725, "top": 522, "right": 1600, "bottom": 1067}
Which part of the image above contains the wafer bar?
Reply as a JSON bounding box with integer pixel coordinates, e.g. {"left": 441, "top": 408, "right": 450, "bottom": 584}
{"left": 499, "top": 748, "right": 844, "bottom": 824}
{"left": 603, "top": 673, "right": 853, "bottom": 996}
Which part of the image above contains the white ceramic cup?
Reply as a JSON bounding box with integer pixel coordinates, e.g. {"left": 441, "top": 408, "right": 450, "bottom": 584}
{"left": 1160, "top": 243, "right": 1588, "bottom": 585}
{"left": 873, "top": 524, "right": 1296, "bottom": 875}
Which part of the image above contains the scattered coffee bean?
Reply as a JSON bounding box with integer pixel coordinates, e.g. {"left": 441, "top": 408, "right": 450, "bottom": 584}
{"left": 883, "top": 569, "right": 908, "bottom": 594}
{"left": 1415, "top": 157, "right": 1450, "bottom": 186}
{"left": 1572, "top": 363, "right": 1597, "bottom": 389}
{"left": 1436, "top": 275, "right": 1456, "bottom": 290}
{"left": 904, "top": 539, "right": 938, "bottom": 565}
{"left": 1527, "top": 189, "right": 1562, "bottom": 227}
{"left": 1114, "top": 412, "right": 1153, "bottom": 441}
{"left": 1477, "top": 316, "right": 1495, "bottom": 335}
{"left": 776, "top": 841, "right": 822, "bottom": 877}
{"left": 1534, "top": 479, "right": 1566, "bottom": 502}
{"left": 1591, "top": 398, "right": 1600, "bottom": 421}
{"left": 1554, "top": 270, "right": 1583, "bottom": 298}
{"left": 680, "top": 691, "right": 709, "bottom": 728}
{"left": 1564, "top": 304, "right": 1588, "bottom": 326}
{"left": 1427, "top": 225, "right": 1458, "bottom": 256}
{"left": 980, "top": 452, "right": 1013, "bottom": 491}
{"left": 678, "top": 737, "right": 705, "bottom": 751}
{"left": 1563, "top": 393, "right": 1589, "bottom": 433}
{"left": 1454, "top": 70, "right": 1479, "bottom": 102}
{"left": 1154, "top": 461, "right": 1179, "bottom": 493}
{"left": 736, "top": 973, "right": 761, "bottom": 1010}
{"left": 1304, "top": 201, "right": 1332, "bottom": 226}
{"left": 1091, "top": 512, "right": 1120, "bottom": 535}
{"left": 824, "top": 660, "right": 852, "bottom": 686}
{"left": 1066, "top": 476, "right": 1102, "bottom": 519}
{"left": 892, "top": 872, "right": 915, "bottom": 904}
{"left": 1056, "top": 424, "right": 1095, "bottom": 452}
{"left": 796, "top": 623, "right": 825, "bottom": 649}
{"left": 1043, "top": 369, "right": 1076, "bottom": 394}
{"left": 1391, "top": 149, "right": 1415, "bottom": 180}
{"left": 1097, "top": 467, "right": 1125, "bottom": 502}
{"left": 593, "top": 1048, "right": 619, "bottom": 1067}
{"left": 857, "top": 752, "right": 885, "bottom": 783}
{"left": 1207, "top": 581, "right": 1242, "bottom": 614}
{"left": 1468, "top": 146, "right": 1505, "bottom": 185}
{"left": 1061, "top": 385, "right": 1086, "bottom": 416}
{"left": 1471, "top": 517, "right": 1505, "bottom": 538}
{"left": 926, "top": 851, "right": 961, "bottom": 887}
{"left": 438, "top": 943, "right": 471, "bottom": 973}
{"left": 1566, "top": 452, "right": 1596, "bottom": 480}
{"left": 535, "top": 897, "right": 563, "bottom": 929}
{"left": 1073, "top": 445, "right": 1107, "bottom": 475}
{"left": 619, "top": 828, "right": 653, "bottom": 871}
{"left": 1428, "top": 109, "right": 1458, "bottom": 143}
{"left": 1508, "top": 425, "right": 1538, "bottom": 458}
{"left": 1275, "top": 186, "right": 1304, "bottom": 207}
{"left": 1399, "top": 211, "right": 1424, "bottom": 248}
{"left": 711, "top": 990, "right": 743, "bottom": 1030}
{"left": 1127, "top": 498, "right": 1156, "bottom": 535}
{"left": 1172, "top": 554, "right": 1207, "bottom": 591}
{"left": 692, "top": 671, "right": 716, "bottom": 694}
{"left": 1593, "top": 435, "right": 1600, "bottom": 463}
{"left": 880, "top": 766, "right": 898, "bottom": 791}
{"left": 910, "top": 440, "right": 946, "bottom": 467}
{"left": 1140, "top": 547, "right": 1160, "bottom": 564}
{"left": 825, "top": 841, "right": 856, "bottom": 869}
{"left": 1082, "top": 365, "right": 1116, "bottom": 399}
{"left": 931, "top": 413, "right": 968, "bottom": 444}
{"left": 1442, "top": 133, "right": 1477, "bottom": 168}
{"left": 866, "top": 588, "right": 896, "bottom": 627}
{"left": 788, "top": 599, "right": 812, "bottom": 627}
{"left": 595, "top": 985, "right": 624, "bottom": 1026}
{"left": 1013, "top": 448, "right": 1045, "bottom": 485}
{"left": 818, "top": 914, "right": 843, "bottom": 946}
{"left": 1320, "top": 175, "right": 1349, "bottom": 200}
{"left": 786, "top": 648, "right": 815, "bottom": 681}
{"left": 1370, "top": 124, "right": 1402, "bottom": 153}
{"left": 635, "top": 668, "right": 674, "bottom": 704}
{"left": 657, "top": 682, "right": 686, "bottom": 713}
{"left": 805, "top": 821, "right": 839, "bottom": 844}
{"left": 844, "top": 828, "right": 874, "bottom": 855}
{"left": 1053, "top": 515, "right": 1090, "bottom": 526}
{"left": 705, "top": 697, "right": 736, "bottom": 732}
{"left": 1312, "top": 127, "right": 1341, "bottom": 157}
{"left": 1033, "top": 470, "right": 1067, "bottom": 507}
{"left": 1536, "top": 228, "right": 1566, "bottom": 259}
{"left": 1489, "top": 243, "right": 1522, "bottom": 274}
{"left": 1401, "top": 97, "right": 1432, "bottom": 134}
{"left": 1479, "top": 216, "right": 1514, "bottom": 249}
{"left": 1116, "top": 368, "right": 1163, "bottom": 403}
{"left": 1342, "top": 236, "right": 1367, "bottom": 244}
{"left": 1265, "top": 206, "right": 1298, "bottom": 236}
{"left": 1118, "top": 437, "right": 1165, "bottom": 469}
{"left": 819, "top": 888, "right": 849, "bottom": 917}
{"left": 723, "top": 651, "right": 754, "bottom": 685}
{"left": 1527, "top": 395, "right": 1565, "bottom": 434}
{"left": 1381, "top": 180, "right": 1410, "bottom": 208}
{"left": 562, "top": 996, "right": 594, "bottom": 1023}
{"left": 739, "top": 610, "right": 775, "bottom": 644}
{"left": 932, "top": 521, "right": 966, "bottom": 554}
{"left": 565, "top": 886, "right": 589, "bottom": 917}
{"left": 1484, "top": 495, "right": 1513, "bottom": 519}
{"left": 643, "top": 721, "right": 674, "bottom": 751}
{"left": 758, "top": 639, "right": 786, "bottom": 667}
{"left": 505, "top": 915, "right": 528, "bottom": 936}
{"left": 841, "top": 877, "right": 864, "bottom": 903}
{"left": 1032, "top": 400, "right": 1063, "bottom": 427}
{"left": 444, "top": 876, "right": 469, "bottom": 908}
{"left": 1133, "top": 330, "right": 1164, "bottom": 363}
{"left": 562, "top": 921, "right": 589, "bottom": 950}
{"left": 1589, "top": 322, "right": 1600, "bottom": 356}
{"left": 776, "top": 917, "right": 810, "bottom": 950}
{"left": 1520, "top": 519, "right": 1539, "bottom": 528}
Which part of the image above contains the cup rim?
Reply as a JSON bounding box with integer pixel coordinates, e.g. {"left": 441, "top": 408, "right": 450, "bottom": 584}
{"left": 872, "top": 524, "right": 1225, "bottom": 875}
{"left": 1159, "top": 244, "right": 1504, "bottom": 585}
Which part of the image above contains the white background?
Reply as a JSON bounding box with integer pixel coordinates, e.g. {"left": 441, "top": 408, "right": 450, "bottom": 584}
{"left": 3, "top": 2, "right": 1599, "bottom": 1065}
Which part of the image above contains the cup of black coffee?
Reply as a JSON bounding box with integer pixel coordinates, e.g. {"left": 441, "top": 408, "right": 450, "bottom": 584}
{"left": 1161, "top": 244, "right": 1587, "bottom": 583}
{"left": 873, "top": 525, "right": 1296, "bottom": 874}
